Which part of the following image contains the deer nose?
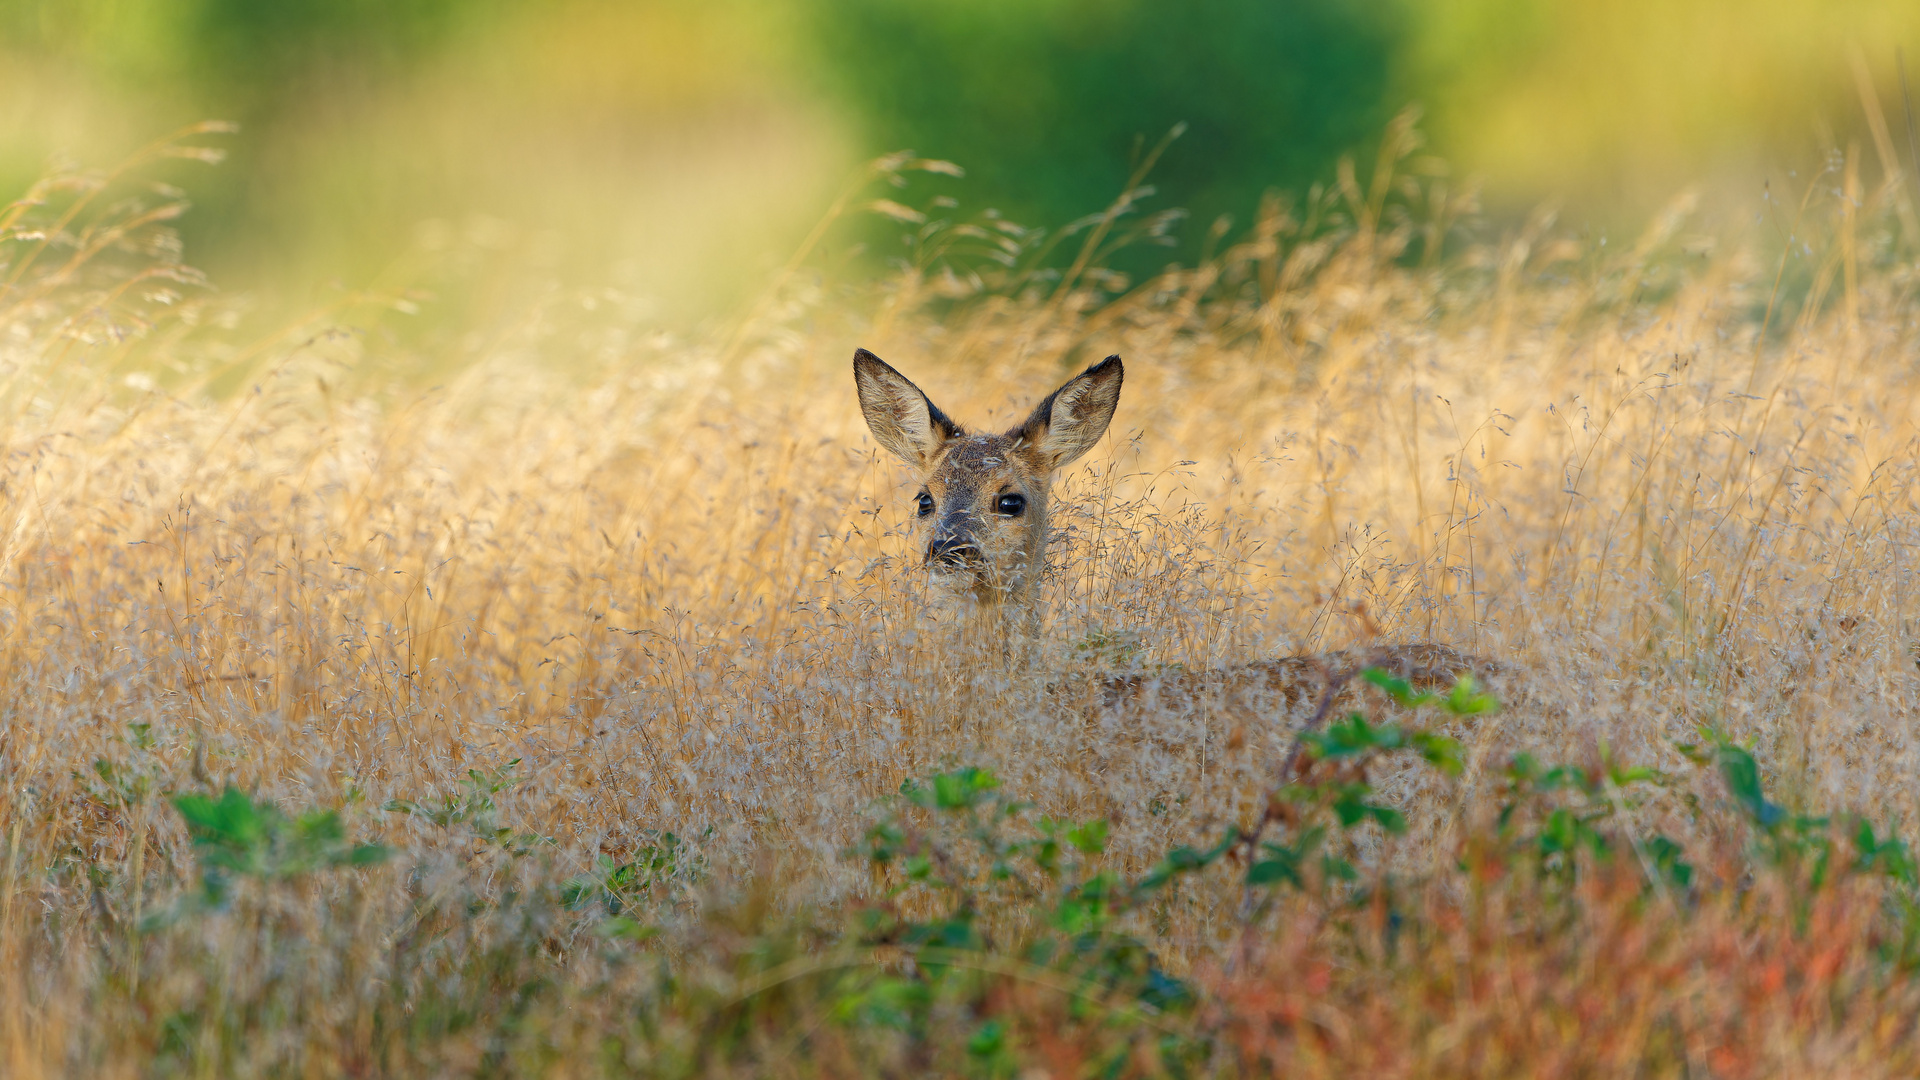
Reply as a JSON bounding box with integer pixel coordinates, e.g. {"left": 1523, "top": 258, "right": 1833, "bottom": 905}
{"left": 926, "top": 531, "right": 981, "bottom": 568}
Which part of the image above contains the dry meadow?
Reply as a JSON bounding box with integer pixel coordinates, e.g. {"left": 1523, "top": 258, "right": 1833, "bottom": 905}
{"left": 5, "top": 127, "right": 1920, "bottom": 1076}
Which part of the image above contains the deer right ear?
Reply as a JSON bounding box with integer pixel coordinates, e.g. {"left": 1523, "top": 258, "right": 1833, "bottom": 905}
{"left": 853, "top": 349, "right": 962, "bottom": 468}
{"left": 1010, "top": 355, "right": 1123, "bottom": 471}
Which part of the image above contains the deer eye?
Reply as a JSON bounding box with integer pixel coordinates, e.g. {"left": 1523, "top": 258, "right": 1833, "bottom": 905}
{"left": 995, "top": 492, "right": 1027, "bottom": 517}
{"left": 916, "top": 492, "right": 935, "bottom": 517}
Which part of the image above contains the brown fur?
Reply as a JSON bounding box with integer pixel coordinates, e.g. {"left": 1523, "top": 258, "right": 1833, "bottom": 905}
{"left": 852, "top": 349, "right": 1503, "bottom": 733}
{"left": 854, "top": 348, "right": 1120, "bottom": 605}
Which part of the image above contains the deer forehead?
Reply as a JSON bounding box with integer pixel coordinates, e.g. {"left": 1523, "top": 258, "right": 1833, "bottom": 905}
{"left": 928, "top": 435, "right": 1042, "bottom": 494}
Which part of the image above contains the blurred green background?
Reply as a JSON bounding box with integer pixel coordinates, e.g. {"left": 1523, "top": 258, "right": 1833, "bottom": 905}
{"left": 2, "top": 0, "right": 1917, "bottom": 326}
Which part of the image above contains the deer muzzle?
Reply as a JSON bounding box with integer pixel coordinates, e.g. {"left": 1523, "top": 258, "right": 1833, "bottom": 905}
{"left": 926, "top": 520, "right": 982, "bottom": 569}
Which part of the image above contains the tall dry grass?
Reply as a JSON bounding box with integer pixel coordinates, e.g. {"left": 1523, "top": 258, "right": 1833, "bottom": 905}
{"left": 3, "top": 123, "right": 1920, "bottom": 1075}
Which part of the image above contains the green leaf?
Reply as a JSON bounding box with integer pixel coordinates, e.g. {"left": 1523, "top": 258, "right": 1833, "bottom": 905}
{"left": 910, "top": 767, "right": 999, "bottom": 811}
{"left": 1066, "top": 819, "right": 1108, "bottom": 855}
{"left": 1716, "top": 744, "right": 1784, "bottom": 829}
{"left": 1053, "top": 896, "right": 1104, "bottom": 936}
{"left": 1136, "top": 830, "right": 1237, "bottom": 892}
{"left": 1246, "top": 858, "right": 1300, "bottom": 887}
{"left": 1540, "top": 807, "right": 1577, "bottom": 855}
{"left": 1331, "top": 785, "right": 1369, "bottom": 828}
{"left": 1853, "top": 819, "right": 1918, "bottom": 886}
{"left": 862, "top": 822, "right": 906, "bottom": 863}
{"left": 1443, "top": 674, "right": 1498, "bottom": 715}
{"left": 1304, "top": 713, "right": 1407, "bottom": 759}
{"left": 1672, "top": 741, "right": 1711, "bottom": 765}
{"left": 1366, "top": 804, "right": 1407, "bottom": 834}
{"left": 832, "top": 975, "right": 930, "bottom": 1030}
{"left": 1413, "top": 731, "right": 1464, "bottom": 775}
{"left": 907, "top": 915, "right": 982, "bottom": 952}
{"left": 1033, "top": 837, "right": 1063, "bottom": 874}
{"left": 1644, "top": 834, "right": 1693, "bottom": 890}
{"left": 1609, "top": 764, "right": 1660, "bottom": 786}
{"left": 967, "top": 1019, "right": 1006, "bottom": 1058}
{"left": 1248, "top": 826, "right": 1328, "bottom": 890}
{"left": 600, "top": 916, "right": 659, "bottom": 942}
{"left": 1363, "top": 667, "right": 1433, "bottom": 708}
{"left": 169, "top": 786, "right": 386, "bottom": 906}
{"left": 1538, "top": 765, "right": 1581, "bottom": 794}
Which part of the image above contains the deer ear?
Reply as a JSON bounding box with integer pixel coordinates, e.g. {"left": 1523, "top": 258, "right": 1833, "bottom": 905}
{"left": 853, "top": 349, "right": 962, "bottom": 468}
{"left": 1010, "top": 355, "right": 1123, "bottom": 470}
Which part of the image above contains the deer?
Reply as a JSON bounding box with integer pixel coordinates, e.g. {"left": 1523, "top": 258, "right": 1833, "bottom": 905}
{"left": 851, "top": 347, "right": 1501, "bottom": 751}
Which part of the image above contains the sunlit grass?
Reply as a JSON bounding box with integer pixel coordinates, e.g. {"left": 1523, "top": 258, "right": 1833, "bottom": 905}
{"left": 4, "top": 127, "right": 1920, "bottom": 1075}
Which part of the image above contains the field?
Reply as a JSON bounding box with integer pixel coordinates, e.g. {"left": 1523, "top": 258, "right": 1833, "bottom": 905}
{"left": 5, "top": 127, "right": 1920, "bottom": 1077}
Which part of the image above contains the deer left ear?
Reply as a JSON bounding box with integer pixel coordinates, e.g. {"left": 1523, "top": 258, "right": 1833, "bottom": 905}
{"left": 854, "top": 348, "right": 963, "bottom": 468}
{"left": 1010, "top": 356, "right": 1123, "bottom": 470}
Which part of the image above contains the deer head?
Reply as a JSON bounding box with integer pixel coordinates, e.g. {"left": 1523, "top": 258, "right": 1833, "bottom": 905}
{"left": 854, "top": 348, "right": 1123, "bottom": 606}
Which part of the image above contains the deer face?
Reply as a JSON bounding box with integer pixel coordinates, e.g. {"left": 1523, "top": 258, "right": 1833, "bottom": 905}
{"left": 854, "top": 348, "right": 1123, "bottom": 605}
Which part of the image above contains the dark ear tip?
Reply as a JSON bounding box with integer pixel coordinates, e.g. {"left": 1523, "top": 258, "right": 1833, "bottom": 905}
{"left": 1088, "top": 354, "right": 1123, "bottom": 377}
{"left": 853, "top": 348, "right": 899, "bottom": 381}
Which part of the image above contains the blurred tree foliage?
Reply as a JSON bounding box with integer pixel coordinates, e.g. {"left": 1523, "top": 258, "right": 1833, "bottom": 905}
{"left": 801, "top": 0, "right": 1404, "bottom": 267}
{"left": 179, "top": 0, "right": 482, "bottom": 110}
{"left": 0, "top": 0, "right": 498, "bottom": 282}
{"left": 0, "top": 0, "right": 486, "bottom": 115}
{"left": 11, "top": 0, "right": 1903, "bottom": 322}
